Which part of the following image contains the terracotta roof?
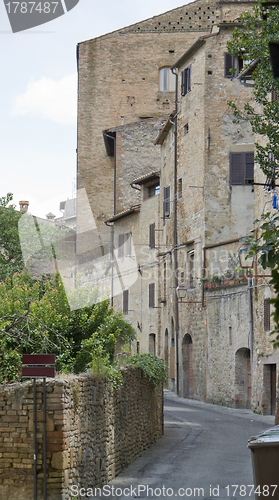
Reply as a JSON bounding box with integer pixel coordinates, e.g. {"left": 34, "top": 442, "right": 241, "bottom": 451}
{"left": 132, "top": 171, "right": 160, "bottom": 185}
{"left": 105, "top": 205, "right": 141, "bottom": 223}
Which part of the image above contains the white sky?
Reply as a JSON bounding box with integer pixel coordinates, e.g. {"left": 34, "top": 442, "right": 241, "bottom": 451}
{"left": 0, "top": 0, "right": 191, "bottom": 218}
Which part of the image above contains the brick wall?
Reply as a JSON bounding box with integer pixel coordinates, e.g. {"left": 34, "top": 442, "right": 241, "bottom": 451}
{"left": 0, "top": 368, "right": 163, "bottom": 500}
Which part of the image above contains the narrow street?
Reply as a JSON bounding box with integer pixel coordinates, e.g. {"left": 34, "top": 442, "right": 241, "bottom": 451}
{"left": 88, "top": 391, "right": 275, "bottom": 500}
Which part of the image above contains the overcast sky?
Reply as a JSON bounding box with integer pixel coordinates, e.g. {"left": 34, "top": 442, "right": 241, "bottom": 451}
{"left": 0, "top": 0, "right": 191, "bottom": 218}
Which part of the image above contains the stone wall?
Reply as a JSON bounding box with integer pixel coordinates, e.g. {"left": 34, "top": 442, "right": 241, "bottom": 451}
{"left": 0, "top": 368, "right": 163, "bottom": 500}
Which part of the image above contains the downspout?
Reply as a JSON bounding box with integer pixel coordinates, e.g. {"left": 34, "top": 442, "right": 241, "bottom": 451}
{"left": 172, "top": 66, "right": 179, "bottom": 396}
{"left": 103, "top": 132, "right": 117, "bottom": 306}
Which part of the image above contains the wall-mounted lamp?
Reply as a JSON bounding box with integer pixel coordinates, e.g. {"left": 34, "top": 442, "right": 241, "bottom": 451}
{"left": 176, "top": 284, "right": 202, "bottom": 304}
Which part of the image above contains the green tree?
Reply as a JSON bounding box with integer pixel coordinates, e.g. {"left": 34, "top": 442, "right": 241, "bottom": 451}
{"left": 0, "top": 193, "right": 24, "bottom": 280}
{"left": 227, "top": 1, "right": 279, "bottom": 180}
{"left": 227, "top": 3, "right": 279, "bottom": 342}
{"left": 0, "top": 271, "right": 136, "bottom": 384}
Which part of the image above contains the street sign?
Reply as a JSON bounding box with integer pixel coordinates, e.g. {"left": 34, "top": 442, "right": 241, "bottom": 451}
{"left": 22, "top": 354, "right": 55, "bottom": 500}
{"left": 22, "top": 354, "right": 55, "bottom": 365}
{"left": 22, "top": 354, "right": 55, "bottom": 378}
{"left": 22, "top": 366, "right": 55, "bottom": 378}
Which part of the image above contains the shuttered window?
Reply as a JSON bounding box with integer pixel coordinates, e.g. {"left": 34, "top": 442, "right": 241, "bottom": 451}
{"left": 271, "top": 88, "right": 279, "bottom": 102}
{"left": 224, "top": 52, "right": 234, "bottom": 77}
{"left": 229, "top": 152, "right": 254, "bottom": 185}
{"left": 163, "top": 186, "right": 170, "bottom": 222}
{"left": 149, "top": 283, "right": 155, "bottom": 308}
{"left": 123, "top": 290, "right": 129, "bottom": 315}
{"left": 118, "top": 234, "right": 125, "bottom": 258}
{"left": 224, "top": 52, "right": 243, "bottom": 77}
{"left": 149, "top": 223, "right": 155, "bottom": 249}
{"left": 118, "top": 232, "right": 131, "bottom": 258}
{"left": 264, "top": 299, "right": 270, "bottom": 331}
{"left": 181, "top": 66, "right": 191, "bottom": 96}
{"left": 126, "top": 232, "right": 131, "bottom": 256}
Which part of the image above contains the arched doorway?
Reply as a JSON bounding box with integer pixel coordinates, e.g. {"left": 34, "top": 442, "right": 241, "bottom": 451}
{"left": 235, "top": 348, "right": 251, "bottom": 409}
{"left": 182, "top": 334, "right": 194, "bottom": 398}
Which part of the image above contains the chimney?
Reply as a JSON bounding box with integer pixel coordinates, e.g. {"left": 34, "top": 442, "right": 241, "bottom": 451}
{"left": 19, "top": 200, "right": 29, "bottom": 213}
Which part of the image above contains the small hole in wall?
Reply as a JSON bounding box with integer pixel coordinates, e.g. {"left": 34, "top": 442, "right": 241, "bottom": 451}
{"left": 208, "top": 71, "right": 212, "bottom": 75}
{"left": 169, "top": 50, "right": 175, "bottom": 53}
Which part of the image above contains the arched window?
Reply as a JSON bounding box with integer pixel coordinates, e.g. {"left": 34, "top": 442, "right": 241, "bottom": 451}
{"left": 159, "top": 67, "right": 176, "bottom": 91}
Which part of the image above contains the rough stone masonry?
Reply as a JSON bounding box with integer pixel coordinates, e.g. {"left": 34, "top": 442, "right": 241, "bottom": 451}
{"left": 0, "top": 367, "right": 163, "bottom": 500}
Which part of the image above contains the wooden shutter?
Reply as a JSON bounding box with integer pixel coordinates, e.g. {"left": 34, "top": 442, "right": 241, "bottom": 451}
{"left": 123, "top": 290, "right": 128, "bottom": 314}
{"left": 271, "top": 87, "right": 279, "bottom": 102}
{"left": 187, "top": 66, "right": 191, "bottom": 93}
{"left": 181, "top": 68, "right": 187, "bottom": 96}
{"left": 126, "top": 232, "right": 131, "bottom": 256}
{"left": 224, "top": 52, "right": 234, "bottom": 78}
{"left": 163, "top": 186, "right": 170, "bottom": 219}
{"left": 264, "top": 299, "right": 270, "bottom": 331}
{"left": 149, "top": 283, "right": 155, "bottom": 308}
{"left": 230, "top": 152, "right": 244, "bottom": 185}
{"left": 149, "top": 223, "right": 155, "bottom": 249}
{"left": 118, "top": 233, "right": 124, "bottom": 258}
{"left": 245, "top": 152, "right": 254, "bottom": 184}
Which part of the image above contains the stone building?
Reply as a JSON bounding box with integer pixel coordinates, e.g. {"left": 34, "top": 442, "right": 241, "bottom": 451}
{"left": 76, "top": 0, "right": 279, "bottom": 414}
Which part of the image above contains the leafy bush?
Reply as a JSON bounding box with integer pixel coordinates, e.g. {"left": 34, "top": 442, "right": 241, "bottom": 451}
{"left": 124, "top": 353, "right": 167, "bottom": 386}
{"left": 0, "top": 271, "right": 136, "bottom": 384}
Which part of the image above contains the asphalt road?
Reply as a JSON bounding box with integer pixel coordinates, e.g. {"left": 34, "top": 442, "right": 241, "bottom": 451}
{"left": 85, "top": 391, "right": 275, "bottom": 500}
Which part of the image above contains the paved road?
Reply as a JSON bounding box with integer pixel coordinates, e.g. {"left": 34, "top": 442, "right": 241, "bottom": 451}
{"left": 87, "top": 391, "right": 275, "bottom": 500}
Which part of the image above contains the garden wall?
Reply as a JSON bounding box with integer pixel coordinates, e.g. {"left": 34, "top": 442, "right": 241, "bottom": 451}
{"left": 0, "top": 368, "right": 163, "bottom": 499}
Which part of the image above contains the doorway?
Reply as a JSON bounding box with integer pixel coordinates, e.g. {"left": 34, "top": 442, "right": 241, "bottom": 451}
{"left": 263, "top": 364, "right": 277, "bottom": 415}
{"left": 182, "top": 334, "right": 194, "bottom": 398}
{"left": 235, "top": 348, "right": 251, "bottom": 409}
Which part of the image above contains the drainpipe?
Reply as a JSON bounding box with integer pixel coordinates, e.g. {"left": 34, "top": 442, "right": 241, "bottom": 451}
{"left": 172, "top": 66, "right": 179, "bottom": 396}
{"left": 103, "top": 132, "right": 117, "bottom": 306}
{"left": 248, "top": 271, "right": 254, "bottom": 370}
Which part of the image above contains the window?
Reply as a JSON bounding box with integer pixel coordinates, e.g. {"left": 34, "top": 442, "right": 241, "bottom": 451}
{"left": 229, "top": 152, "right": 254, "bottom": 185}
{"left": 149, "top": 223, "right": 155, "bottom": 249}
{"left": 224, "top": 52, "right": 243, "bottom": 78}
{"left": 123, "top": 290, "right": 129, "bottom": 314}
{"left": 149, "top": 334, "right": 156, "bottom": 354}
{"left": 159, "top": 67, "right": 176, "bottom": 91}
{"left": 149, "top": 283, "right": 155, "bottom": 308}
{"left": 271, "top": 87, "right": 279, "bottom": 102}
{"left": 188, "top": 250, "right": 195, "bottom": 288}
{"left": 181, "top": 65, "right": 191, "bottom": 96}
{"left": 118, "top": 232, "right": 131, "bottom": 258}
{"left": 118, "top": 233, "right": 124, "bottom": 259}
{"left": 178, "top": 178, "right": 182, "bottom": 199}
{"left": 184, "top": 123, "right": 189, "bottom": 135}
{"left": 163, "top": 186, "right": 170, "bottom": 222}
{"left": 264, "top": 299, "right": 270, "bottom": 331}
{"left": 148, "top": 183, "right": 160, "bottom": 198}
